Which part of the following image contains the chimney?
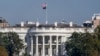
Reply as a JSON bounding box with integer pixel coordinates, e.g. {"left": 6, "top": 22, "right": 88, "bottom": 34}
{"left": 21, "top": 21, "right": 24, "bottom": 27}
{"left": 54, "top": 22, "right": 58, "bottom": 27}
{"left": 36, "top": 21, "right": 39, "bottom": 27}
{"left": 69, "top": 21, "right": 73, "bottom": 27}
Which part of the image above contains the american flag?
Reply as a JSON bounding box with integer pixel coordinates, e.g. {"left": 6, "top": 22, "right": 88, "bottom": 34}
{"left": 42, "top": 3, "right": 47, "bottom": 9}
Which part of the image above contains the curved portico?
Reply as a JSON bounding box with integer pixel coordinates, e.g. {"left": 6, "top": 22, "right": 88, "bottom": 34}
{"left": 28, "top": 27, "right": 70, "bottom": 56}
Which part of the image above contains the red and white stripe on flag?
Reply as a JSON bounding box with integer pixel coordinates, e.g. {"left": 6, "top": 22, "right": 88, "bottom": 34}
{"left": 42, "top": 3, "right": 47, "bottom": 9}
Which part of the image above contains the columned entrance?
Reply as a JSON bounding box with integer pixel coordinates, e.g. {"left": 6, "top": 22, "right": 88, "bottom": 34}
{"left": 30, "top": 34, "right": 62, "bottom": 56}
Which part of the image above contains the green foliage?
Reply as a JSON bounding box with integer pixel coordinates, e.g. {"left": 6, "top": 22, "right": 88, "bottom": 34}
{"left": 0, "top": 32, "right": 24, "bottom": 56}
{"left": 22, "top": 47, "right": 28, "bottom": 56}
{"left": 66, "top": 32, "right": 84, "bottom": 56}
{"left": 94, "top": 26, "right": 100, "bottom": 55}
{"left": 65, "top": 31, "right": 99, "bottom": 56}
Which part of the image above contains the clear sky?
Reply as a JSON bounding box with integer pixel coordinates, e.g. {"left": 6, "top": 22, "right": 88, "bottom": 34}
{"left": 0, "top": 0, "right": 100, "bottom": 25}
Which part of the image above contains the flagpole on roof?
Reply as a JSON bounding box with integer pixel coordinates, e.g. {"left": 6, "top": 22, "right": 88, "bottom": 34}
{"left": 46, "top": 5, "right": 48, "bottom": 24}
{"left": 42, "top": 3, "right": 48, "bottom": 24}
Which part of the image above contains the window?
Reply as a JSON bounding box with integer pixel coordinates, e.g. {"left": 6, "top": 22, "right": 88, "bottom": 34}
{"left": 45, "top": 36, "right": 50, "bottom": 44}
{"left": 38, "top": 36, "right": 43, "bottom": 44}
{"left": 52, "top": 36, "right": 56, "bottom": 44}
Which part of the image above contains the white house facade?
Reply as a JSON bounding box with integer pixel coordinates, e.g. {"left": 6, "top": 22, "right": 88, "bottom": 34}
{"left": 4, "top": 14, "right": 100, "bottom": 56}
{"left": 0, "top": 20, "right": 94, "bottom": 56}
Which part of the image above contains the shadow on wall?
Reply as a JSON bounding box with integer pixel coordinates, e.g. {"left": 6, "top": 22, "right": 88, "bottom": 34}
{"left": 24, "top": 26, "right": 34, "bottom": 56}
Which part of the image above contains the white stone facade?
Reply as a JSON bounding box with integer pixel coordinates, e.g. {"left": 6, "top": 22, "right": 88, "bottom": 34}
{"left": 0, "top": 26, "right": 93, "bottom": 56}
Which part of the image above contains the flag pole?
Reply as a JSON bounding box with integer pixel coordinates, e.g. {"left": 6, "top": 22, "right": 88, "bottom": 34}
{"left": 46, "top": 6, "right": 48, "bottom": 24}
{"left": 42, "top": 3, "right": 48, "bottom": 24}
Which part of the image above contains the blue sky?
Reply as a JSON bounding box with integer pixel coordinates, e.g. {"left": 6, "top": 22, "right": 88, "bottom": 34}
{"left": 0, "top": 0, "right": 100, "bottom": 25}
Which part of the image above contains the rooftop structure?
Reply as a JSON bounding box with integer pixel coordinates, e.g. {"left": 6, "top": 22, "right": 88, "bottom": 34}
{"left": 14, "top": 21, "right": 83, "bottom": 28}
{"left": 92, "top": 14, "right": 100, "bottom": 28}
{"left": 0, "top": 17, "right": 9, "bottom": 27}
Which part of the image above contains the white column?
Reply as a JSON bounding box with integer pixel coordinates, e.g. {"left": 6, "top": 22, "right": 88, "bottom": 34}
{"left": 42, "top": 36, "right": 45, "bottom": 56}
{"left": 36, "top": 36, "right": 38, "bottom": 56}
{"left": 56, "top": 36, "right": 58, "bottom": 56}
{"left": 30, "top": 35, "right": 33, "bottom": 56}
{"left": 50, "top": 36, "right": 52, "bottom": 56}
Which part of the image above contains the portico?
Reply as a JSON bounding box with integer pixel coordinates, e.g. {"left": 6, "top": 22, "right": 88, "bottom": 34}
{"left": 30, "top": 34, "right": 65, "bottom": 56}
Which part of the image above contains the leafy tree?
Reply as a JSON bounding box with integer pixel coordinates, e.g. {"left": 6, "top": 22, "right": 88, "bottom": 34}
{"left": 0, "top": 32, "right": 4, "bottom": 45}
{"left": 94, "top": 26, "right": 100, "bottom": 56}
{"left": 0, "top": 45, "right": 8, "bottom": 56}
{"left": 65, "top": 32, "right": 83, "bottom": 56}
{"left": 22, "top": 47, "right": 28, "bottom": 56}
{"left": 65, "top": 31, "right": 98, "bottom": 56}
{"left": 2, "top": 32, "right": 24, "bottom": 56}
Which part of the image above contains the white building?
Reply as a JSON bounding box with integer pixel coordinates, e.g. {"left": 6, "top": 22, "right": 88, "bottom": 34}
{"left": 4, "top": 14, "right": 100, "bottom": 56}
{"left": 0, "top": 20, "right": 94, "bottom": 56}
